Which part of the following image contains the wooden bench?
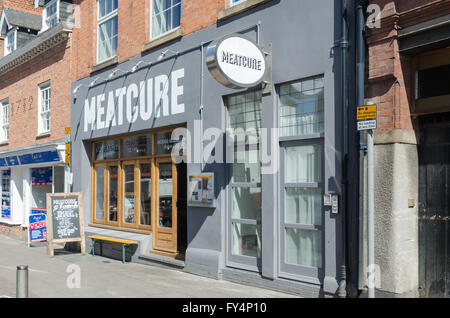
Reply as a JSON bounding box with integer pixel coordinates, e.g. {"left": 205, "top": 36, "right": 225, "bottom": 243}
{"left": 88, "top": 235, "right": 138, "bottom": 264}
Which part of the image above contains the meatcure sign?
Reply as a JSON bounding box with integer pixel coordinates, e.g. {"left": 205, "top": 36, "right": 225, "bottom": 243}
{"left": 83, "top": 68, "right": 185, "bottom": 132}
{"left": 206, "top": 34, "right": 267, "bottom": 89}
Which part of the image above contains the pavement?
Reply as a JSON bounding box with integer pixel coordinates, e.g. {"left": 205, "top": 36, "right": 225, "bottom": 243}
{"left": 0, "top": 235, "right": 298, "bottom": 298}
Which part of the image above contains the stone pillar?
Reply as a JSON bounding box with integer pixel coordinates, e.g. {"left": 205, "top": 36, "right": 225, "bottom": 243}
{"left": 372, "top": 129, "right": 419, "bottom": 297}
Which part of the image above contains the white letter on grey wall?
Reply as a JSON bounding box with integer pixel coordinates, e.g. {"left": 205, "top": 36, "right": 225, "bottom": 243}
{"left": 84, "top": 97, "right": 96, "bottom": 132}
{"left": 126, "top": 83, "right": 139, "bottom": 123}
{"left": 154, "top": 74, "right": 169, "bottom": 118}
{"left": 171, "top": 68, "right": 185, "bottom": 115}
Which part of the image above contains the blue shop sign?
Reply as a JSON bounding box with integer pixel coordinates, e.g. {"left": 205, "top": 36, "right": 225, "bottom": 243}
{"left": 0, "top": 158, "right": 7, "bottom": 167}
{"left": 5, "top": 156, "right": 19, "bottom": 166}
{"left": 19, "top": 151, "right": 60, "bottom": 165}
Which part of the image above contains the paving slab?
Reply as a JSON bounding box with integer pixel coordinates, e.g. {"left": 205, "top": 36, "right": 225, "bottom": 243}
{"left": 0, "top": 235, "right": 298, "bottom": 298}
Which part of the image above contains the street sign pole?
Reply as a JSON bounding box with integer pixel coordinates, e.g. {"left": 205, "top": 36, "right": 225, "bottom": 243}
{"left": 357, "top": 103, "right": 376, "bottom": 298}
{"left": 367, "top": 127, "right": 375, "bottom": 298}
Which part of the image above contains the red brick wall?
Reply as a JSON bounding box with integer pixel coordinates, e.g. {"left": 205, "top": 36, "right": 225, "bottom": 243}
{"left": 0, "top": 39, "right": 72, "bottom": 150}
{"left": 0, "top": 0, "right": 41, "bottom": 14}
{"left": 0, "top": 0, "right": 72, "bottom": 151}
{"left": 71, "top": 0, "right": 227, "bottom": 81}
{"left": 365, "top": 0, "right": 450, "bottom": 130}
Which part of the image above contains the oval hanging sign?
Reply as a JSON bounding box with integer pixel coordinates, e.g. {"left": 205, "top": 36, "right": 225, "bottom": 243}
{"left": 206, "top": 34, "right": 267, "bottom": 89}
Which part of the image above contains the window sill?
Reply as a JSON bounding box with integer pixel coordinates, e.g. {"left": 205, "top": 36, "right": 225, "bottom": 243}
{"left": 0, "top": 141, "right": 8, "bottom": 146}
{"left": 142, "top": 28, "right": 184, "bottom": 53}
{"left": 90, "top": 56, "right": 119, "bottom": 74}
{"left": 36, "top": 132, "right": 51, "bottom": 139}
{"left": 218, "top": 0, "right": 273, "bottom": 21}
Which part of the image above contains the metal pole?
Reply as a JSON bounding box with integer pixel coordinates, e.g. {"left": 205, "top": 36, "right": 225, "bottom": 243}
{"left": 356, "top": 0, "right": 367, "bottom": 290}
{"left": 16, "top": 265, "right": 28, "bottom": 298}
{"left": 367, "top": 127, "right": 375, "bottom": 298}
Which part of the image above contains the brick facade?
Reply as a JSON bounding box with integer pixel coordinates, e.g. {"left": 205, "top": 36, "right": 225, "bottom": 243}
{"left": 366, "top": 0, "right": 450, "bottom": 131}
{"left": 71, "top": 0, "right": 233, "bottom": 80}
{"left": 0, "top": 0, "right": 72, "bottom": 151}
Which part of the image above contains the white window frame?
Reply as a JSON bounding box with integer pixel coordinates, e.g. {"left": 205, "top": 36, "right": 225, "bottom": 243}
{"left": 0, "top": 99, "right": 9, "bottom": 143}
{"left": 38, "top": 82, "right": 51, "bottom": 135}
{"left": 4, "top": 28, "right": 16, "bottom": 56}
{"left": 41, "top": 0, "right": 59, "bottom": 32}
{"left": 97, "top": 0, "right": 118, "bottom": 64}
{"left": 150, "top": 0, "right": 181, "bottom": 41}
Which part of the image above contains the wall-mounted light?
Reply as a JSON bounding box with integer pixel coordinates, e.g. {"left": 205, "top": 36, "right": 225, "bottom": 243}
{"left": 90, "top": 78, "right": 100, "bottom": 87}
{"left": 158, "top": 49, "right": 179, "bottom": 61}
{"left": 73, "top": 85, "right": 82, "bottom": 94}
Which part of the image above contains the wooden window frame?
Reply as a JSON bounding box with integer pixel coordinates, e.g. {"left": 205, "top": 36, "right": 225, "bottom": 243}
{"left": 91, "top": 126, "right": 184, "bottom": 233}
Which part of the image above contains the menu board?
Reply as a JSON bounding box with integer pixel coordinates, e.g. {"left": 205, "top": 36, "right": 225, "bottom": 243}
{"left": 46, "top": 193, "right": 85, "bottom": 257}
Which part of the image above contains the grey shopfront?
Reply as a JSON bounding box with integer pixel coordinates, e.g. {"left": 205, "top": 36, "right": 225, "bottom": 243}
{"left": 70, "top": 0, "right": 358, "bottom": 297}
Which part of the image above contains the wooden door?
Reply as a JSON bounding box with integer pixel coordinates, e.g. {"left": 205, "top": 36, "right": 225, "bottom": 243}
{"left": 418, "top": 114, "right": 450, "bottom": 298}
{"left": 152, "top": 158, "right": 178, "bottom": 253}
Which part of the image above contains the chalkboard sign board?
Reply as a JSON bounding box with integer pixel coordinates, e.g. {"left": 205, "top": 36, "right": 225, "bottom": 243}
{"left": 46, "top": 193, "right": 85, "bottom": 257}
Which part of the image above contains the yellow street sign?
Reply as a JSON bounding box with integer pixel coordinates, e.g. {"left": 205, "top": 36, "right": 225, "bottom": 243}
{"left": 357, "top": 105, "right": 377, "bottom": 121}
{"left": 65, "top": 127, "right": 71, "bottom": 135}
{"left": 65, "top": 143, "right": 70, "bottom": 155}
{"left": 65, "top": 154, "right": 70, "bottom": 165}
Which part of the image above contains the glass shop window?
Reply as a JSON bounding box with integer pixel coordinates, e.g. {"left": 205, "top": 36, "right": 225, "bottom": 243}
{"left": 94, "top": 140, "right": 119, "bottom": 161}
{"left": 0, "top": 170, "right": 11, "bottom": 220}
{"left": 31, "top": 167, "right": 53, "bottom": 210}
{"left": 279, "top": 76, "right": 324, "bottom": 137}
{"left": 226, "top": 91, "right": 262, "bottom": 263}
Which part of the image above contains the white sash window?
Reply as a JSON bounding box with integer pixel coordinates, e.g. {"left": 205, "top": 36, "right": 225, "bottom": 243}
{"left": 97, "top": 0, "right": 118, "bottom": 63}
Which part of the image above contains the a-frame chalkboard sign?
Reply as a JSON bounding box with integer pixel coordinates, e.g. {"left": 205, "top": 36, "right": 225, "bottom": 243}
{"left": 46, "top": 193, "right": 86, "bottom": 257}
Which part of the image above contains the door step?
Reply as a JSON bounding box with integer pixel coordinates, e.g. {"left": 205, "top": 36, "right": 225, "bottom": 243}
{"left": 137, "top": 253, "right": 185, "bottom": 270}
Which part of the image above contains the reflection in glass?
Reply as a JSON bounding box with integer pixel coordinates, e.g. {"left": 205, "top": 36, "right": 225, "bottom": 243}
{"left": 95, "top": 166, "right": 104, "bottom": 220}
{"left": 285, "top": 228, "right": 322, "bottom": 268}
{"left": 122, "top": 135, "right": 152, "bottom": 158}
{"left": 232, "top": 223, "right": 261, "bottom": 258}
{"left": 94, "top": 140, "right": 119, "bottom": 161}
{"left": 227, "top": 91, "right": 262, "bottom": 139}
{"left": 140, "top": 164, "right": 151, "bottom": 226}
{"left": 123, "top": 165, "right": 135, "bottom": 224}
{"left": 285, "top": 187, "right": 322, "bottom": 226}
{"left": 233, "top": 148, "right": 260, "bottom": 183}
{"left": 279, "top": 77, "right": 324, "bottom": 137}
{"left": 232, "top": 187, "right": 261, "bottom": 221}
{"left": 155, "top": 132, "right": 179, "bottom": 155}
{"left": 108, "top": 166, "right": 118, "bottom": 222}
{"left": 158, "top": 163, "right": 172, "bottom": 228}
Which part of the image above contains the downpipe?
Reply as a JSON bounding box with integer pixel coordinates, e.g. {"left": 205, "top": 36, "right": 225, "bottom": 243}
{"left": 337, "top": 0, "right": 349, "bottom": 298}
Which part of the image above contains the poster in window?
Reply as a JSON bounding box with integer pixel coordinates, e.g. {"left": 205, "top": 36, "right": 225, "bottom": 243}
{"left": 32, "top": 167, "right": 53, "bottom": 185}
{"left": 188, "top": 173, "right": 215, "bottom": 208}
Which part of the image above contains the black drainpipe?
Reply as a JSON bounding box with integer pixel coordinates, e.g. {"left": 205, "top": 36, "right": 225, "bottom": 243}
{"left": 337, "top": 0, "right": 349, "bottom": 298}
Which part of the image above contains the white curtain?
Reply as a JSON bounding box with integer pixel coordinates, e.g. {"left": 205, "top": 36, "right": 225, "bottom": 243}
{"left": 285, "top": 188, "right": 321, "bottom": 226}
{"left": 285, "top": 145, "right": 321, "bottom": 183}
{"left": 285, "top": 228, "right": 322, "bottom": 268}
